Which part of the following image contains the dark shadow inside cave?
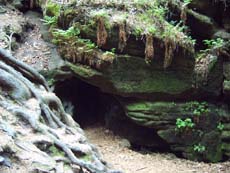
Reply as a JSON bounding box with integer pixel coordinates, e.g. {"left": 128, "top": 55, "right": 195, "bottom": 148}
{"left": 54, "top": 77, "right": 107, "bottom": 128}
{"left": 54, "top": 77, "right": 170, "bottom": 152}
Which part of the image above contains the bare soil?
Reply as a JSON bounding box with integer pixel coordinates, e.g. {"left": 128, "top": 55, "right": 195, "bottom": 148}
{"left": 85, "top": 125, "right": 230, "bottom": 173}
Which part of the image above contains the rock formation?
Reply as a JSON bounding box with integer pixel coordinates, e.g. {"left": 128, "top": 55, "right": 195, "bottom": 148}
{"left": 2, "top": 0, "right": 230, "bottom": 164}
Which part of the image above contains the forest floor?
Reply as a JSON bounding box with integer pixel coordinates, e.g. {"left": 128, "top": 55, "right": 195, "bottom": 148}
{"left": 1, "top": 6, "right": 230, "bottom": 173}
{"left": 85, "top": 125, "right": 230, "bottom": 173}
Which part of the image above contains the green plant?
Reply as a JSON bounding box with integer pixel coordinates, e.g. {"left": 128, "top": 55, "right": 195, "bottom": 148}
{"left": 45, "top": 2, "right": 60, "bottom": 17}
{"left": 78, "top": 39, "right": 97, "bottom": 49}
{"left": 176, "top": 118, "right": 195, "bottom": 130}
{"left": 217, "top": 122, "right": 224, "bottom": 131}
{"left": 52, "top": 26, "right": 80, "bottom": 44}
{"left": 52, "top": 26, "right": 80, "bottom": 38}
{"left": 93, "top": 10, "right": 109, "bottom": 18}
{"left": 203, "top": 38, "right": 225, "bottom": 50}
{"left": 92, "top": 10, "right": 111, "bottom": 29}
{"left": 49, "top": 145, "right": 65, "bottom": 157}
{"left": 199, "top": 38, "right": 225, "bottom": 56}
{"left": 162, "top": 24, "right": 177, "bottom": 41}
{"left": 41, "top": 15, "right": 58, "bottom": 26}
{"left": 193, "top": 143, "right": 206, "bottom": 153}
{"left": 147, "top": 26, "right": 156, "bottom": 35}
{"left": 111, "top": 48, "right": 116, "bottom": 53}
{"left": 80, "top": 154, "right": 92, "bottom": 162}
{"left": 133, "top": 26, "right": 144, "bottom": 37}
{"left": 184, "top": 101, "right": 209, "bottom": 117}
{"left": 187, "top": 36, "right": 196, "bottom": 45}
{"left": 153, "top": 5, "right": 166, "bottom": 20}
{"left": 183, "top": 0, "right": 192, "bottom": 6}
{"left": 104, "top": 51, "right": 115, "bottom": 56}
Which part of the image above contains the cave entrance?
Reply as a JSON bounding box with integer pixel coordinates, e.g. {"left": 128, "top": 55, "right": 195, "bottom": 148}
{"left": 54, "top": 77, "right": 110, "bottom": 128}
{"left": 53, "top": 77, "right": 170, "bottom": 152}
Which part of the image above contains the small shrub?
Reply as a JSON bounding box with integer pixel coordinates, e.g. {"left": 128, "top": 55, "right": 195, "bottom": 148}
{"left": 52, "top": 26, "right": 80, "bottom": 44}
{"left": 41, "top": 15, "right": 58, "bottom": 26}
{"left": 176, "top": 118, "right": 195, "bottom": 131}
{"left": 147, "top": 26, "right": 156, "bottom": 35}
{"left": 203, "top": 38, "right": 224, "bottom": 49}
{"left": 199, "top": 38, "right": 225, "bottom": 58}
{"left": 78, "top": 39, "right": 97, "bottom": 49}
{"left": 193, "top": 143, "right": 206, "bottom": 153}
{"left": 45, "top": 2, "right": 60, "bottom": 17}
{"left": 185, "top": 101, "right": 209, "bottom": 116}
{"left": 111, "top": 48, "right": 116, "bottom": 53}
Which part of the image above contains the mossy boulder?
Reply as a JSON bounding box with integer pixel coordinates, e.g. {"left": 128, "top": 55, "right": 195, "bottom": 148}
{"left": 45, "top": 54, "right": 193, "bottom": 99}
{"left": 123, "top": 100, "right": 228, "bottom": 162}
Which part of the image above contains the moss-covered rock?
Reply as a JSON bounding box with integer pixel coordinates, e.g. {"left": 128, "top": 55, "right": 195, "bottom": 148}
{"left": 39, "top": 0, "right": 230, "bottom": 163}
{"left": 46, "top": 55, "right": 193, "bottom": 99}
{"left": 187, "top": 9, "right": 218, "bottom": 38}
{"left": 194, "top": 53, "right": 223, "bottom": 97}
{"left": 123, "top": 100, "right": 227, "bottom": 162}
{"left": 221, "top": 130, "right": 230, "bottom": 141}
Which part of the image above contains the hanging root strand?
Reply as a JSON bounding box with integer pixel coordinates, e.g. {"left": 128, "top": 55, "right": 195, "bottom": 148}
{"left": 118, "top": 23, "right": 127, "bottom": 52}
{"left": 97, "top": 18, "right": 108, "bottom": 47}
{"left": 145, "top": 34, "right": 154, "bottom": 63}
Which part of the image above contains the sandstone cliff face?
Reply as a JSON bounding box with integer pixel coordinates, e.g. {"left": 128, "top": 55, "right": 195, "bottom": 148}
{"left": 40, "top": 0, "right": 230, "bottom": 162}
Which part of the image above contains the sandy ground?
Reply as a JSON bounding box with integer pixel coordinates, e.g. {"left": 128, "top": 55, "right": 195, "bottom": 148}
{"left": 85, "top": 125, "right": 230, "bottom": 173}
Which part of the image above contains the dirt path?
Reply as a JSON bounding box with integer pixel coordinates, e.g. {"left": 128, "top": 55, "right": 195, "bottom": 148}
{"left": 85, "top": 125, "right": 230, "bottom": 173}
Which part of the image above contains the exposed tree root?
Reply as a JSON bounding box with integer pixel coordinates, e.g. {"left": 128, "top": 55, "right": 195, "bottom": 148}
{"left": 0, "top": 48, "right": 120, "bottom": 173}
{"left": 164, "top": 39, "right": 176, "bottom": 69}
{"left": 97, "top": 18, "right": 108, "bottom": 47}
{"left": 0, "top": 48, "right": 49, "bottom": 91}
{"left": 145, "top": 34, "right": 154, "bottom": 63}
{"left": 118, "top": 23, "right": 127, "bottom": 52}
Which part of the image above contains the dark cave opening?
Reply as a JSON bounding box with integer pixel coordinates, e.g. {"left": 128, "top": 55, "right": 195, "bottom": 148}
{"left": 54, "top": 78, "right": 108, "bottom": 128}
{"left": 53, "top": 77, "right": 171, "bottom": 152}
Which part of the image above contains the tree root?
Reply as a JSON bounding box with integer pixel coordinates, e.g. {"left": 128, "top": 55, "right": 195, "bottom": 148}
{"left": 0, "top": 49, "right": 119, "bottom": 173}
{"left": 118, "top": 23, "right": 127, "bottom": 52}
{"left": 97, "top": 18, "right": 108, "bottom": 47}
{"left": 0, "top": 48, "right": 49, "bottom": 91}
{"left": 145, "top": 34, "right": 154, "bottom": 63}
